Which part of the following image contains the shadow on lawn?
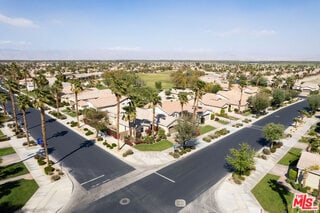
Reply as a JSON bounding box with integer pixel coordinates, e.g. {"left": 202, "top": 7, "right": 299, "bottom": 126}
{"left": 0, "top": 180, "right": 22, "bottom": 212}
{"left": 268, "top": 179, "right": 290, "bottom": 213}
{"left": 0, "top": 165, "right": 24, "bottom": 180}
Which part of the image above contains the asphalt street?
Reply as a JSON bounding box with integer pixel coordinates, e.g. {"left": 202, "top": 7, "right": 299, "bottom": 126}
{"left": 74, "top": 100, "right": 308, "bottom": 212}
{"left": 2, "top": 89, "right": 135, "bottom": 190}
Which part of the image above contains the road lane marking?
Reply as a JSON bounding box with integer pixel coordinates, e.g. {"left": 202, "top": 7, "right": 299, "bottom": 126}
{"left": 154, "top": 172, "right": 175, "bottom": 183}
{"left": 80, "top": 175, "right": 105, "bottom": 186}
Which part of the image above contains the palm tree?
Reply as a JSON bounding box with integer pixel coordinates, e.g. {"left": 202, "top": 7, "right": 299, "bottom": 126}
{"left": 33, "top": 80, "right": 51, "bottom": 166}
{"left": 293, "top": 117, "right": 300, "bottom": 128}
{"left": 0, "top": 92, "right": 8, "bottom": 115}
{"left": 21, "top": 66, "right": 30, "bottom": 94}
{"left": 3, "top": 79, "right": 19, "bottom": 132}
{"left": 149, "top": 89, "right": 162, "bottom": 136}
{"left": 192, "top": 80, "right": 206, "bottom": 120}
{"left": 178, "top": 92, "right": 188, "bottom": 116}
{"left": 71, "top": 79, "right": 83, "bottom": 128}
{"left": 238, "top": 75, "right": 247, "bottom": 113}
{"left": 51, "top": 80, "right": 63, "bottom": 114}
{"left": 122, "top": 102, "right": 136, "bottom": 141}
{"left": 300, "top": 109, "right": 309, "bottom": 121}
{"left": 107, "top": 72, "right": 135, "bottom": 150}
{"left": 17, "top": 94, "right": 32, "bottom": 146}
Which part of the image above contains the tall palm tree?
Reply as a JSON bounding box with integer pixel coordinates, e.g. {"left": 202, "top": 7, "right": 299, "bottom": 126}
{"left": 0, "top": 92, "right": 8, "bottom": 115}
{"left": 107, "top": 71, "right": 135, "bottom": 150}
{"left": 33, "top": 75, "right": 50, "bottom": 166}
{"left": 238, "top": 75, "right": 247, "bottom": 113}
{"left": 122, "top": 102, "right": 136, "bottom": 141}
{"left": 17, "top": 94, "right": 32, "bottom": 146}
{"left": 3, "top": 79, "right": 19, "bottom": 132}
{"left": 51, "top": 80, "right": 63, "bottom": 114}
{"left": 178, "top": 92, "right": 188, "bottom": 116}
{"left": 21, "top": 66, "right": 30, "bottom": 94}
{"left": 71, "top": 79, "right": 83, "bottom": 128}
{"left": 192, "top": 80, "right": 205, "bottom": 120}
{"left": 149, "top": 89, "right": 162, "bottom": 136}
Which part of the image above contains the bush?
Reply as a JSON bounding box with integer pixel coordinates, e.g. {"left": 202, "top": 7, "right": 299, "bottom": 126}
{"left": 85, "top": 130, "right": 93, "bottom": 136}
{"left": 84, "top": 128, "right": 88, "bottom": 131}
{"left": 169, "top": 152, "right": 180, "bottom": 158}
{"left": 34, "top": 154, "right": 45, "bottom": 160}
{"left": 70, "top": 121, "right": 78, "bottom": 127}
{"left": 311, "top": 189, "right": 318, "bottom": 197}
{"left": 261, "top": 154, "right": 267, "bottom": 160}
{"left": 288, "top": 168, "right": 298, "bottom": 181}
{"left": 203, "top": 136, "right": 211, "bottom": 142}
{"left": 274, "top": 142, "right": 283, "bottom": 148}
{"left": 214, "top": 117, "right": 220, "bottom": 121}
{"left": 262, "top": 148, "right": 271, "bottom": 155}
{"left": 112, "top": 143, "right": 117, "bottom": 147}
{"left": 122, "top": 149, "right": 134, "bottom": 157}
{"left": 51, "top": 175, "right": 61, "bottom": 181}
{"left": 37, "top": 159, "right": 46, "bottom": 166}
{"left": 270, "top": 147, "right": 277, "bottom": 153}
{"left": 243, "top": 170, "right": 251, "bottom": 176}
{"left": 97, "top": 137, "right": 103, "bottom": 141}
{"left": 44, "top": 166, "right": 55, "bottom": 175}
{"left": 210, "top": 114, "right": 215, "bottom": 120}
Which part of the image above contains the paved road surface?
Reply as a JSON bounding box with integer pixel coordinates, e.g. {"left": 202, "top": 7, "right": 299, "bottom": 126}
{"left": 74, "top": 100, "right": 308, "bottom": 212}
{"left": 2, "top": 88, "right": 134, "bottom": 190}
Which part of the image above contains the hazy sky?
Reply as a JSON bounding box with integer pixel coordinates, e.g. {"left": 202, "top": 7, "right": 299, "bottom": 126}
{"left": 0, "top": 0, "right": 319, "bottom": 60}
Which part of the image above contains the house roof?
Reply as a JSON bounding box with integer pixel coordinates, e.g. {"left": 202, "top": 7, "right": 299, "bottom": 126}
{"left": 297, "top": 151, "right": 320, "bottom": 170}
{"left": 88, "top": 94, "right": 127, "bottom": 109}
{"left": 200, "top": 93, "right": 229, "bottom": 108}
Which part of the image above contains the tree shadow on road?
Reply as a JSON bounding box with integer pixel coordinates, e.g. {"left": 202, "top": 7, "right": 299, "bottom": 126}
{"left": 55, "top": 140, "right": 95, "bottom": 164}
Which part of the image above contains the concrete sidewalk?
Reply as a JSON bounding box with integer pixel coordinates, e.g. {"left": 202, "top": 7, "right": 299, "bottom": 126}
{"left": 0, "top": 123, "right": 73, "bottom": 213}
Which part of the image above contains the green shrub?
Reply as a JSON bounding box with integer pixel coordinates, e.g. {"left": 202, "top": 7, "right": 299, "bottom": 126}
{"left": 210, "top": 114, "right": 215, "bottom": 120}
{"left": 37, "top": 159, "right": 46, "bottom": 166}
{"left": 243, "top": 170, "right": 251, "bottom": 176}
{"left": 262, "top": 148, "right": 271, "bottom": 155}
{"left": 288, "top": 168, "right": 298, "bottom": 181}
{"left": 44, "top": 166, "right": 55, "bottom": 175}
{"left": 311, "top": 189, "right": 318, "bottom": 197}
{"left": 261, "top": 154, "right": 267, "bottom": 160}
{"left": 270, "top": 147, "right": 277, "bottom": 153}
{"left": 112, "top": 143, "right": 117, "bottom": 147}
{"left": 97, "top": 137, "right": 103, "bottom": 141}
{"left": 85, "top": 130, "right": 93, "bottom": 136}
{"left": 84, "top": 128, "right": 88, "bottom": 131}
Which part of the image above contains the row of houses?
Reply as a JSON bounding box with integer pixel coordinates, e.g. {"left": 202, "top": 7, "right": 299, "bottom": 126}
{"left": 60, "top": 84, "right": 259, "bottom": 136}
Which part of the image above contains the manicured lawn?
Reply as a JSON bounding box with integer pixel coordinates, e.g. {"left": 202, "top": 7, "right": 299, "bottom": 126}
{"left": 252, "top": 173, "right": 295, "bottom": 213}
{"left": 139, "top": 71, "right": 174, "bottom": 89}
{"left": 0, "top": 162, "right": 29, "bottom": 180}
{"left": 217, "top": 119, "right": 229, "bottom": 125}
{"left": 62, "top": 109, "right": 76, "bottom": 117}
{"left": 134, "top": 140, "right": 173, "bottom": 151}
{"left": 278, "top": 148, "right": 302, "bottom": 166}
{"left": 199, "top": 125, "right": 216, "bottom": 135}
{"left": 0, "top": 147, "right": 15, "bottom": 157}
{"left": 0, "top": 179, "right": 38, "bottom": 212}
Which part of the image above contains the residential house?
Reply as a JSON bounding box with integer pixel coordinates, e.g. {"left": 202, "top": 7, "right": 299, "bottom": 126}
{"left": 296, "top": 151, "right": 320, "bottom": 189}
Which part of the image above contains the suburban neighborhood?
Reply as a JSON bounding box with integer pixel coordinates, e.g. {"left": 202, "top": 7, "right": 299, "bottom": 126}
{"left": 0, "top": 60, "right": 320, "bottom": 213}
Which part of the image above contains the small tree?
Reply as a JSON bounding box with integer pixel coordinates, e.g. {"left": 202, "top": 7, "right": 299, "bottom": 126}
{"left": 272, "top": 89, "right": 286, "bottom": 107}
{"left": 248, "top": 92, "right": 270, "bottom": 114}
{"left": 82, "top": 108, "right": 108, "bottom": 137}
{"left": 307, "top": 94, "right": 320, "bottom": 114}
{"left": 155, "top": 81, "right": 162, "bottom": 91}
{"left": 225, "top": 143, "right": 256, "bottom": 176}
{"left": 263, "top": 123, "right": 284, "bottom": 148}
{"left": 175, "top": 115, "right": 198, "bottom": 148}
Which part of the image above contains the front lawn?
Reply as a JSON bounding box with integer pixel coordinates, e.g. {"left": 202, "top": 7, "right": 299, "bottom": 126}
{"left": 0, "top": 179, "right": 38, "bottom": 212}
{"left": 199, "top": 125, "right": 215, "bottom": 135}
{"left": 278, "top": 148, "right": 302, "bottom": 166}
{"left": 252, "top": 174, "right": 294, "bottom": 213}
{"left": 134, "top": 140, "right": 173, "bottom": 151}
{"left": 0, "top": 162, "right": 29, "bottom": 180}
{"left": 0, "top": 147, "right": 15, "bottom": 157}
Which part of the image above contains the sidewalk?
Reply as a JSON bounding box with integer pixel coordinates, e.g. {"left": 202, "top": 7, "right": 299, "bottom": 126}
{"left": 0, "top": 123, "right": 73, "bottom": 213}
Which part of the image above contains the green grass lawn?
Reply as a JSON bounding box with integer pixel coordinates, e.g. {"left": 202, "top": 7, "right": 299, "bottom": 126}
{"left": 217, "top": 119, "right": 230, "bottom": 125}
{"left": 134, "top": 140, "right": 173, "bottom": 151}
{"left": 0, "top": 162, "right": 29, "bottom": 180}
{"left": 0, "top": 179, "right": 38, "bottom": 212}
{"left": 278, "top": 148, "right": 302, "bottom": 166}
{"left": 199, "top": 125, "right": 216, "bottom": 135}
{"left": 0, "top": 147, "right": 15, "bottom": 157}
{"left": 139, "top": 71, "right": 174, "bottom": 89}
{"left": 61, "top": 109, "right": 76, "bottom": 117}
{"left": 252, "top": 173, "right": 295, "bottom": 213}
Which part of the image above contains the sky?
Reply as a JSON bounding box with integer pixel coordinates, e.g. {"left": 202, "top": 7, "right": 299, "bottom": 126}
{"left": 0, "top": 0, "right": 320, "bottom": 61}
